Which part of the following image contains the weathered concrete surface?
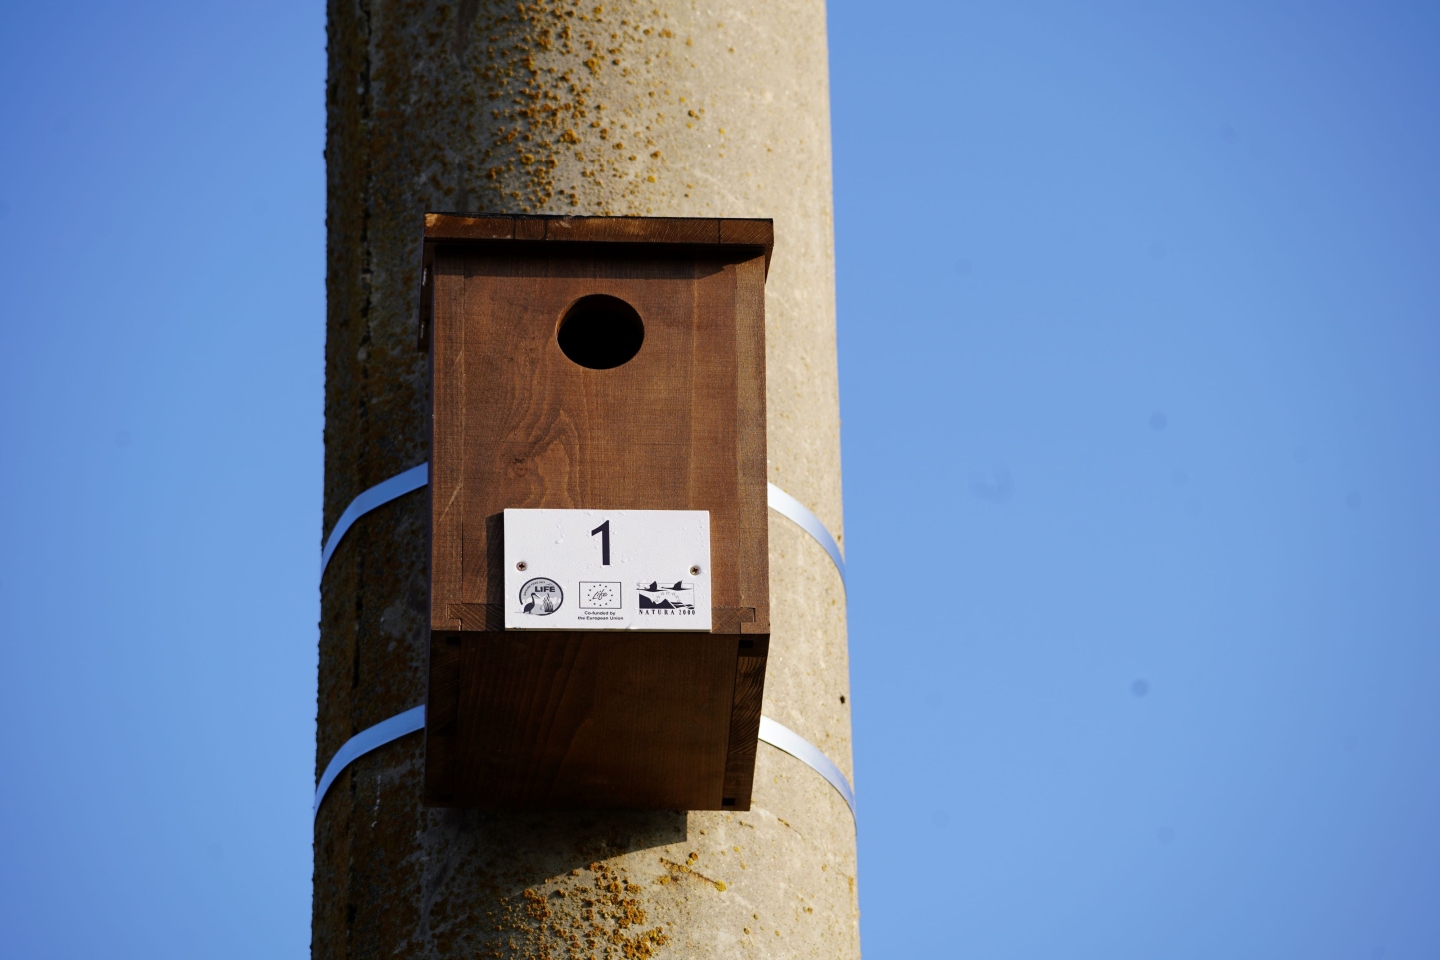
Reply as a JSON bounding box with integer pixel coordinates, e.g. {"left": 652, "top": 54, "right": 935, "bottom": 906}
{"left": 318, "top": 1, "right": 854, "bottom": 957}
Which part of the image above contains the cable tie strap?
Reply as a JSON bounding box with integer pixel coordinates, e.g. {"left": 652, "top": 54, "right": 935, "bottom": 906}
{"left": 312, "top": 705, "right": 426, "bottom": 821}
{"left": 757, "top": 715, "right": 857, "bottom": 818}
{"left": 319, "top": 463, "right": 429, "bottom": 578}
{"left": 766, "top": 482, "right": 845, "bottom": 589}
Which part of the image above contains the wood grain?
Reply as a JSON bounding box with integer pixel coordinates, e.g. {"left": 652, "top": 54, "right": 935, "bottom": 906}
{"left": 423, "top": 212, "right": 516, "bottom": 240}
{"left": 427, "top": 632, "right": 740, "bottom": 809}
{"left": 424, "top": 221, "right": 771, "bottom": 810}
{"left": 544, "top": 216, "right": 719, "bottom": 245}
{"left": 447, "top": 603, "right": 504, "bottom": 631}
{"left": 711, "top": 607, "right": 757, "bottom": 634}
{"left": 721, "top": 635, "right": 769, "bottom": 809}
{"left": 423, "top": 213, "right": 772, "bottom": 266}
{"left": 428, "top": 250, "right": 768, "bottom": 622}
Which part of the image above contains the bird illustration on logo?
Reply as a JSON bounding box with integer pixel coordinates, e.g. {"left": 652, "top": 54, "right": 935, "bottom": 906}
{"left": 636, "top": 580, "right": 695, "bottom": 610}
{"left": 518, "top": 577, "right": 563, "bottom": 615}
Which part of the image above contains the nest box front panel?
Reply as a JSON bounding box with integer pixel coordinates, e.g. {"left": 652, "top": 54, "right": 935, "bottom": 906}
{"left": 430, "top": 250, "right": 768, "bottom": 624}
{"left": 424, "top": 235, "right": 770, "bottom": 811}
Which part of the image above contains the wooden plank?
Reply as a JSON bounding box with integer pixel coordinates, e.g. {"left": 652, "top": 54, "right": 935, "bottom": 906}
{"left": 718, "top": 219, "right": 773, "bottom": 247}
{"left": 732, "top": 255, "right": 771, "bottom": 631}
{"left": 424, "top": 212, "right": 515, "bottom": 240}
{"left": 545, "top": 216, "right": 720, "bottom": 245}
{"left": 513, "top": 217, "right": 547, "bottom": 241}
{"left": 428, "top": 258, "right": 468, "bottom": 630}
{"left": 422, "top": 632, "right": 463, "bottom": 803}
{"left": 430, "top": 250, "right": 753, "bottom": 619}
{"left": 432, "top": 632, "right": 738, "bottom": 809}
{"left": 712, "top": 607, "right": 757, "bottom": 634}
{"left": 721, "top": 635, "right": 769, "bottom": 810}
{"left": 422, "top": 213, "right": 772, "bottom": 261}
{"left": 447, "top": 603, "right": 504, "bottom": 631}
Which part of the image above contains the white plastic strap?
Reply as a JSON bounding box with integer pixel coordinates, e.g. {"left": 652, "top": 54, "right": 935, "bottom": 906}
{"left": 766, "top": 482, "right": 845, "bottom": 589}
{"left": 312, "top": 706, "right": 856, "bottom": 824}
{"left": 312, "top": 705, "right": 426, "bottom": 822}
{"left": 758, "top": 716, "right": 857, "bottom": 818}
{"left": 319, "top": 463, "right": 429, "bottom": 578}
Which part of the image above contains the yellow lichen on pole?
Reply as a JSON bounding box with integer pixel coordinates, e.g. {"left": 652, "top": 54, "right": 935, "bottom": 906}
{"left": 318, "top": 1, "right": 854, "bottom": 957}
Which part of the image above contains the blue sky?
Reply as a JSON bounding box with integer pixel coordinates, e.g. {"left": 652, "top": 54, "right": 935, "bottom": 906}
{"left": 1, "top": 2, "right": 1437, "bottom": 958}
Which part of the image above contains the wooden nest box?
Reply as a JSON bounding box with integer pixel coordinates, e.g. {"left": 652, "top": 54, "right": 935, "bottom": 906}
{"left": 422, "top": 213, "right": 773, "bottom": 810}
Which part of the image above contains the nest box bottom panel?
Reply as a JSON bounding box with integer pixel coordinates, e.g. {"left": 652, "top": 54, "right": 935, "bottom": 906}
{"left": 424, "top": 631, "right": 768, "bottom": 810}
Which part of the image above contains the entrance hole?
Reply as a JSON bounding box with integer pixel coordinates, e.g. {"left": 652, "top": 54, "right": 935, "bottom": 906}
{"left": 557, "top": 294, "right": 645, "bottom": 369}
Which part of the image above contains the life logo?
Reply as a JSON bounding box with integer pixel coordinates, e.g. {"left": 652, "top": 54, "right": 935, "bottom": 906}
{"left": 518, "top": 577, "right": 563, "bottom": 615}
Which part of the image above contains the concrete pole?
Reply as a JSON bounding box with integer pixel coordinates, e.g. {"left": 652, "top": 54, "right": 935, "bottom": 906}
{"left": 318, "top": 2, "right": 855, "bottom": 957}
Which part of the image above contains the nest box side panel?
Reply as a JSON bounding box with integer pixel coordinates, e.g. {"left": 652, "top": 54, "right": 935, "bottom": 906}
{"left": 731, "top": 254, "right": 770, "bottom": 633}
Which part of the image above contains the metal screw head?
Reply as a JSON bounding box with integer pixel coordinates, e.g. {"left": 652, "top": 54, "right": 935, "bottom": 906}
{"left": 516, "top": 561, "right": 527, "bottom": 572}
{"left": 689, "top": 565, "right": 701, "bottom": 576}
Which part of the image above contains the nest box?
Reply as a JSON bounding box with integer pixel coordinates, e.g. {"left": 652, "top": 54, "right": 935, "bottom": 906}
{"left": 421, "top": 213, "right": 773, "bottom": 810}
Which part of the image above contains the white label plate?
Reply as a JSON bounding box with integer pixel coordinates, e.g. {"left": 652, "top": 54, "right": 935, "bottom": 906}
{"left": 503, "top": 509, "right": 712, "bottom": 631}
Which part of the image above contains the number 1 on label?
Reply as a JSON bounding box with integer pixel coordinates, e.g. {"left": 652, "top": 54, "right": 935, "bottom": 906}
{"left": 591, "top": 520, "right": 611, "bottom": 565}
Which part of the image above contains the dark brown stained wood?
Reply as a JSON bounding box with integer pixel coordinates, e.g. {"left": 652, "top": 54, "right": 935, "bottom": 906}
{"left": 545, "top": 216, "right": 720, "bottom": 245}
{"left": 514, "top": 217, "right": 547, "bottom": 241}
{"left": 423, "top": 633, "right": 463, "bottom": 805}
{"left": 423, "top": 212, "right": 516, "bottom": 240}
{"left": 721, "top": 636, "right": 769, "bottom": 809}
{"left": 447, "top": 602, "right": 504, "bottom": 632}
{"left": 426, "top": 632, "right": 739, "bottom": 809}
{"left": 711, "top": 607, "right": 757, "bottom": 634}
{"left": 422, "top": 213, "right": 772, "bottom": 264}
{"left": 719, "top": 218, "right": 773, "bottom": 247}
{"left": 424, "top": 217, "right": 771, "bottom": 810}
{"left": 733, "top": 256, "right": 771, "bottom": 630}
{"left": 428, "top": 251, "right": 767, "bottom": 623}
